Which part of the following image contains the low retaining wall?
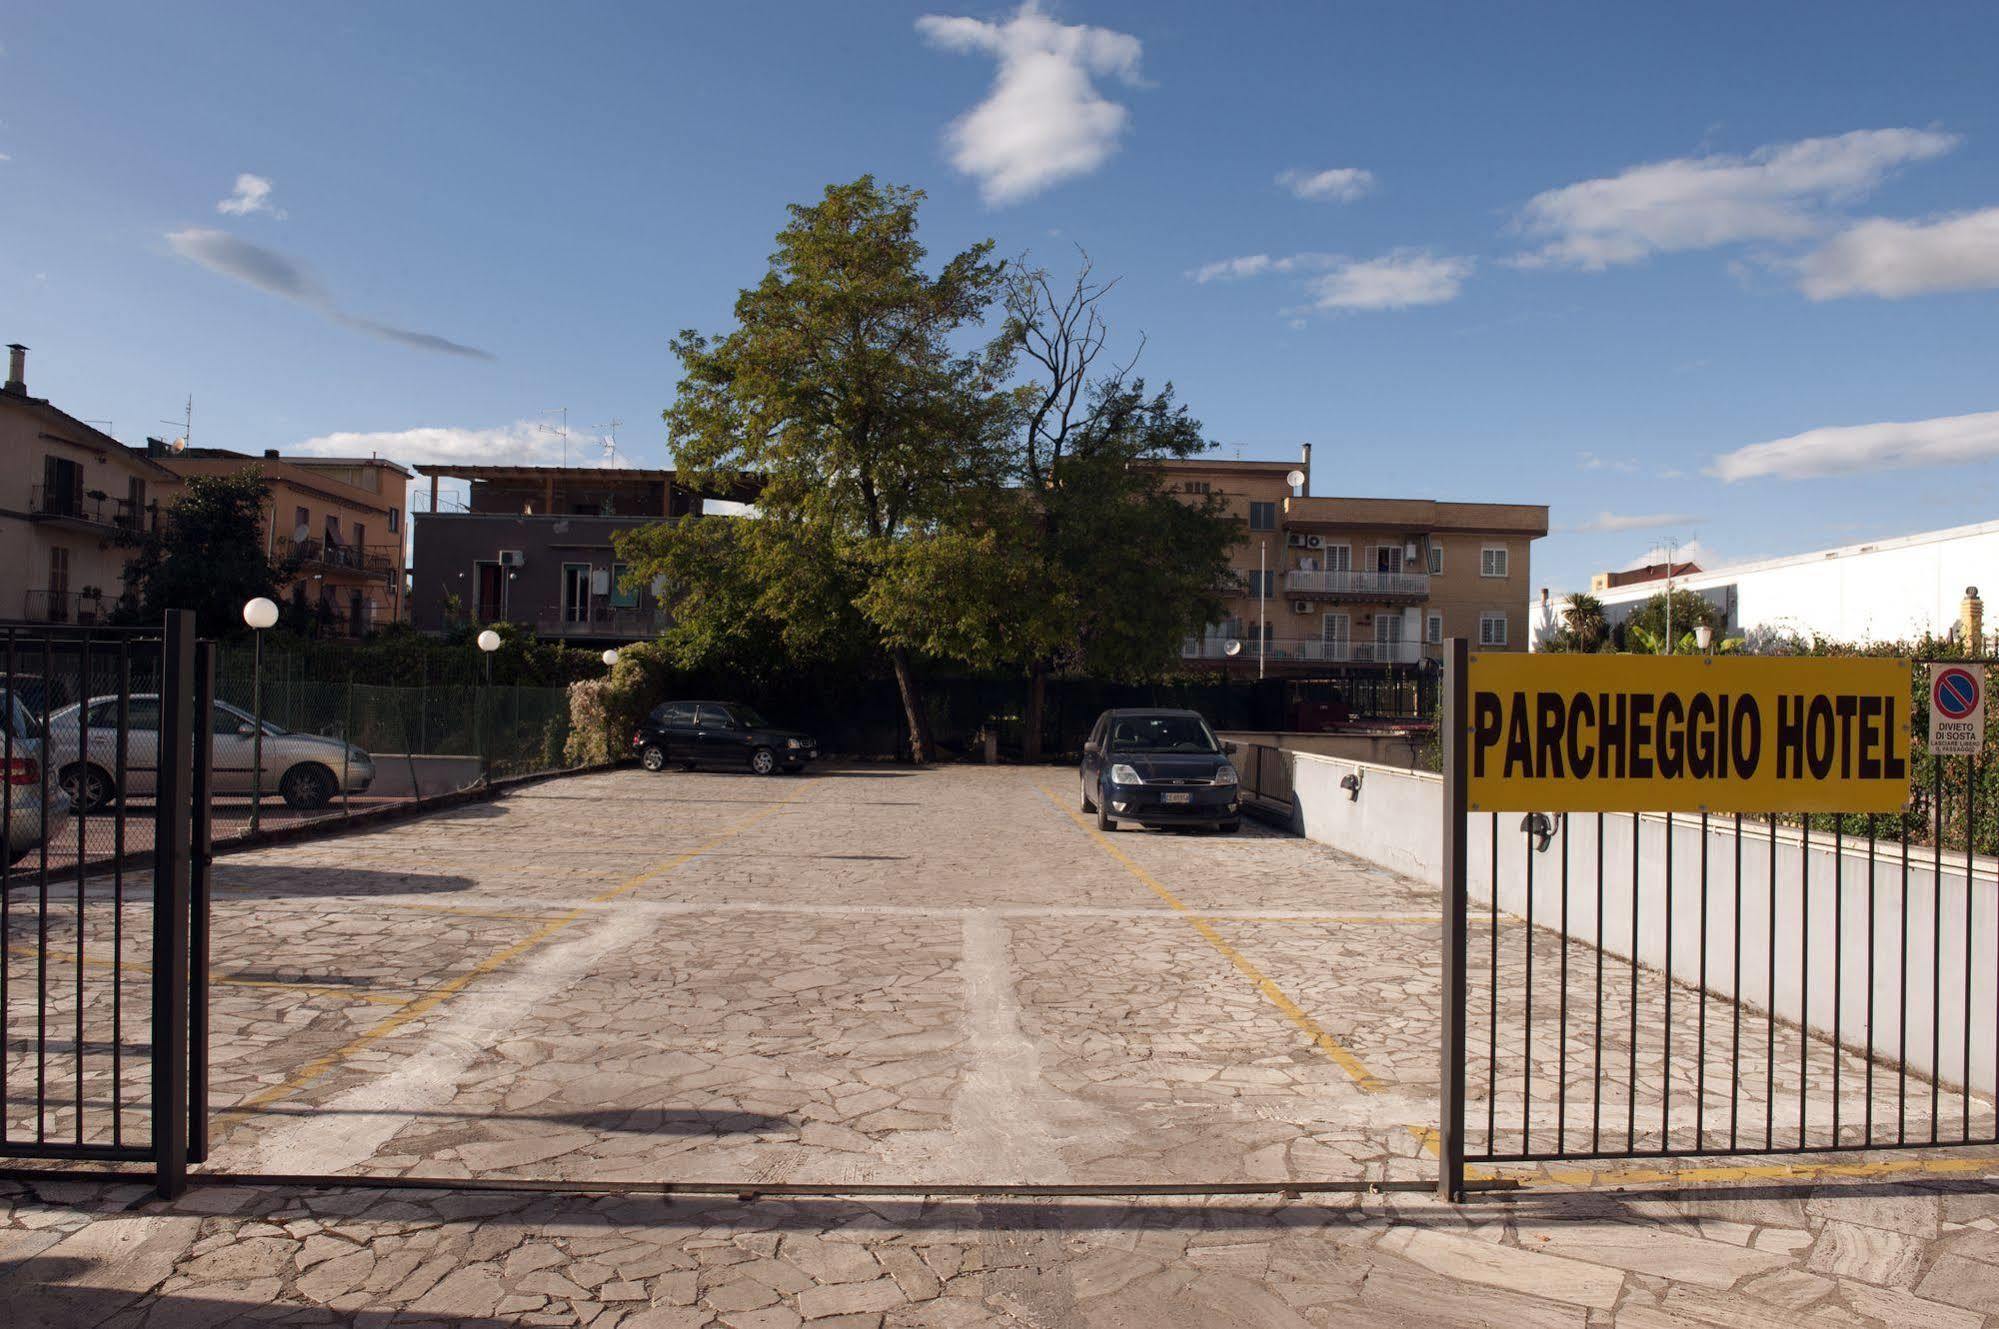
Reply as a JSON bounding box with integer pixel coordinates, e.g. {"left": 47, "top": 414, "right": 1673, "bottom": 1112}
{"left": 1264, "top": 746, "right": 1999, "bottom": 1098}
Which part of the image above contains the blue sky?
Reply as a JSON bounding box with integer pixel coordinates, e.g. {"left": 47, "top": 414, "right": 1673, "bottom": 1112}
{"left": 5, "top": 2, "right": 1997, "bottom": 591}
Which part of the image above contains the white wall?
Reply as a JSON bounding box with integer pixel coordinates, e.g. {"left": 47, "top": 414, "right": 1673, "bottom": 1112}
{"left": 1529, "top": 520, "right": 1999, "bottom": 650}
{"left": 1281, "top": 749, "right": 1998, "bottom": 1096}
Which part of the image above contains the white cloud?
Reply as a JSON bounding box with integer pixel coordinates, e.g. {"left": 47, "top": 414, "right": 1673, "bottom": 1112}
{"left": 916, "top": 1, "right": 1143, "bottom": 205}
{"left": 217, "top": 172, "right": 285, "bottom": 218}
{"left": 1304, "top": 249, "right": 1473, "bottom": 311}
{"left": 1710, "top": 408, "right": 1999, "bottom": 482}
{"left": 1796, "top": 206, "right": 1999, "bottom": 299}
{"left": 1276, "top": 167, "right": 1375, "bottom": 203}
{"left": 1512, "top": 128, "right": 1959, "bottom": 270}
{"left": 166, "top": 227, "right": 491, "bottom": 359}
{"left": 292, "top": 421, "right": 617, "bottom": 469}
{"left": 1577, "top": 451, "right": 1640, "bottom": 473}
{"left": 1186, "top": 252, "right": 1338, "bottom": 284}
{"left": 1565, "top": 510, "right": 1698, "bottom": 534}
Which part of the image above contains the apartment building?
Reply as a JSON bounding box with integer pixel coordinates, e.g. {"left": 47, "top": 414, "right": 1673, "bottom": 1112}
{"left": 408, "top": 464, "right": 721, "bottom": 643}
{"left": 155, "top": 447, "right": 413, "bottom": 636}
{"left": 1159, "top": 449, "right": 1548, "bottom": 671}
{"left": 0, "top": 344, "right": 175, "bottom": 624}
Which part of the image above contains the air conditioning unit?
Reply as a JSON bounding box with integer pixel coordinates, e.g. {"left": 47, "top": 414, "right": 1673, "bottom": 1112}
{"left": 1288, "top": 532, "right": 1307, "bottom": 547}
{"left": 497, "top": 550, "right": 525, "bottom": 568}
{"left": 1305, "top": 534, "right": 1323, "bottom": 549}
{"left": 1292, "top": 600, "right": 1312, "bottom": 615}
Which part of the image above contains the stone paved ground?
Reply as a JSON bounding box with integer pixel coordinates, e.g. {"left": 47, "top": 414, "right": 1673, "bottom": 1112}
{"left": 4, "top": 763, "right": 1999, "bottom": 1326}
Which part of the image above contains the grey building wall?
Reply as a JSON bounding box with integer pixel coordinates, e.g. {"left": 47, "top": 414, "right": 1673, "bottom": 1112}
{"left": 410, "top": 512, "right": 668, "bottom": 639}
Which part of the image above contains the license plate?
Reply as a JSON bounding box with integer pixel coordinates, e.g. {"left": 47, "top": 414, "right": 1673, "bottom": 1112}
{"left": 1163, "top": 792, "right": 1192, "bottom": 805}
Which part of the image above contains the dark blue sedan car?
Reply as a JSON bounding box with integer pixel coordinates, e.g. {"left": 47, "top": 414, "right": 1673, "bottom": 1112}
{"left": 1079, "top": 708, "right": 1241, "bottom": 833}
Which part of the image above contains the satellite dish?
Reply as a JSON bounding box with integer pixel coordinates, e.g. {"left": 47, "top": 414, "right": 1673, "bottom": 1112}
{"left": 1223, "top": 639, "right": 1242, "bottom": 657}
{"left": 1285, "top": 469, "right": 1306, "bottom": 489}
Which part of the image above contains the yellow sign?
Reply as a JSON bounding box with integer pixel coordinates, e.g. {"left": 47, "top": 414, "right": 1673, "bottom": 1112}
{"left": 1465, "top": 653, "right": 1912, "bottom": 814}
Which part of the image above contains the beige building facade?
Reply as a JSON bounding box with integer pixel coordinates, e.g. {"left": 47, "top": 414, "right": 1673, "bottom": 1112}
{"left": 0, "top": 345, "right": 175, "bottom": 624}
{"left": 1158, "top": 449, "right": 1547, "bottom": 671}
{"left": 155, "top": 448, "right": 413, "bottom": 636}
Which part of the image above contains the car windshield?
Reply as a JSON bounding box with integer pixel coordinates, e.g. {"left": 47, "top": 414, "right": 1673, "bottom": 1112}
{"left": 731, "top": 706, "right": 770, "bottom": 728}
{"left": 1108, "top": 715, "right": 1219, "bottom": 754}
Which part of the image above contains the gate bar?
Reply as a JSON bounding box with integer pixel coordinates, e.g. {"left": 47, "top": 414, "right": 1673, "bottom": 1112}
{"left": 151, "top": 610, "right": 195, "bottom": 1200}
{"left": 1437, "top": 638, "right": 1470, "bottom": 1201}
{"left": 189, "top": 640, "right": 215, "bottom": 1165}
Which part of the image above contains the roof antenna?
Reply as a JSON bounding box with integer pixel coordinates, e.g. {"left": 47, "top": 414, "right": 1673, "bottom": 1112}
{"left": 539, "top": 406, "right": 569, "bottom": 466}
{"left": 594, "top": 418, "right": 623, "bottom": 463}
{"left": 159, "top": 395, "right": 192, "bottom": 450}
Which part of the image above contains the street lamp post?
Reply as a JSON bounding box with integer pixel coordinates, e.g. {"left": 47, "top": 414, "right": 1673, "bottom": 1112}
{"left": 242, "top": 597, "right": 279, "bottom": 832}
{"left": 476, "top": 629, "right": 501, "bottom": 783}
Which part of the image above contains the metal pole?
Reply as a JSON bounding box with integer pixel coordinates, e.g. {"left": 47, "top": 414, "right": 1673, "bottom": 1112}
{"left": 1437, "top": 637, "right": 1471, "bottom": 1201}
{"left": 152, "top": 610, "right": 195, "bottom": 1199}
{"left": 249, "top": 629, "right": 264, "bottom": 834}
{"left": 480, "top": 651, "right": 492, "bottom": 784}
{"left": 1258, "top": 540, "right": 1267, "bottom": 680}
{"left": 188, "top": 640, "right": 214, "bottom": 1164}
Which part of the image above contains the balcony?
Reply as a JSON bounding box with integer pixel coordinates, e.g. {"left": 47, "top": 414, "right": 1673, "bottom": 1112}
{"left": 1283, "top": 569, "right": 1430, "bottom": 602}
{"left": 279, "top": 536, "right": 399, "bottom": 580}
{"left": 22, "top": 590, "right": 121, "bottom": 625}
{"left": 1182, "top": 636, "right": 1430, "bottom": 665}
{"left": 28, "top": 486, "right": 149, "bottom": 535}
{"left": 532, "top": 603, "right": 670, "bottom": 639}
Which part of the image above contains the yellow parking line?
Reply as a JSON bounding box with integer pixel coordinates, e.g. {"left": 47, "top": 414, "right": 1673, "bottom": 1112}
{"left": 220, "top": 793, "right": 802, "bottom": 1121}
{"left": 1038, "top": 785, "right": 1386, "bottom": 1095}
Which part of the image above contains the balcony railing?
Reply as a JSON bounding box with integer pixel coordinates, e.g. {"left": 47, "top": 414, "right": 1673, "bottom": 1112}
{"left": 1182, "top": 636, "right": 1430, "bottom": 665}
{"left": 532, "top": 603, "right": 671, "bottom": 638}
{"left": 278, "top": 536, "right": 399, "bottom": 579}
{"left": 1284, "top": 569, "right": 1430, "bottom": 599}
{"left": 28, "top": 486, "right": 149, "bottom": 533}
{"left": 22, "top": 590, "right": 120, "bottom": 625}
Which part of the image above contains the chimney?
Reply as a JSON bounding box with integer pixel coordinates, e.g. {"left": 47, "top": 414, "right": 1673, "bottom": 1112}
{"left": 4, "top": 343, "right": 25, "bottom": 395}
{"left": 1963, "top": 586, "right": 1985, "bottom": 650}
{"left": 264, "top": 448, "right": 280, "bottom": 459}
{"left": 147, "top": 436, "right": 168, "bottom": 457}
{"left": 1299, "top": 442, "right": 1312, "bottom": 495}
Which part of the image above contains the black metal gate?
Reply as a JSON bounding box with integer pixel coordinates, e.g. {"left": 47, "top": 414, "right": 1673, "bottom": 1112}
{"left": 1439, "top": 643, "right": 1995, "bottom": 1198}
{"left": 0, "top": 610, "right": 211, "bottom": 1197}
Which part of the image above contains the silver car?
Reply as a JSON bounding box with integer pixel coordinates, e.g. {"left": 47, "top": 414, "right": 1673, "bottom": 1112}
{"left": 45, "top": 695, "right": 375, "bottom": 813}
{"left": 1, "top": 692, "right": 73, "bottom": 865}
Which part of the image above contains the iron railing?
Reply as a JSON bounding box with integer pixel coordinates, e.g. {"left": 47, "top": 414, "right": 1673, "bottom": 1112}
{"left": 277, "top": 536, "right": 399, "bottom": 580}
{"left": 27, "top": 486, "right": 148, "bottom": 533}
{"left": 1182, "top": 636, "right": 1430, "bottom": 664}
{"left": 20, "top": 591, "right": 121, "bottom": 625}
{"left": 1285, "top": 569, "right": 1431, "bottom": 598}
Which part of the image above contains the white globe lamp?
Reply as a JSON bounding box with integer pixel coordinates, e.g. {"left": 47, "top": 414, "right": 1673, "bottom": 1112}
{"left": 242, "top": 597, "right": 279, "bottom": 630}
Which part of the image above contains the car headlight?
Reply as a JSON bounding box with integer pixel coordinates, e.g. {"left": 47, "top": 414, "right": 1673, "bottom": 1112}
{"left": 1212, "top": 764, "right": 1238, "bottom": 786}
{"left": 1109, "top": 763, "right": 1143, "bottom": 785}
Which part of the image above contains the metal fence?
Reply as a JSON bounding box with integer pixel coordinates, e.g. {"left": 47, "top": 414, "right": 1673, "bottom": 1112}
{"left": 1439, "top": 648, "right": 1996, "bottom": 1198}
{"left": 2, "top": 614, "right": 202, "bottom": 1196}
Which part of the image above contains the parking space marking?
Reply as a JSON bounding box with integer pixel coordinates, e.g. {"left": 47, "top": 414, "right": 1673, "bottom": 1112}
{"left": 217, "top": 791, "right": 804, "bottom": 1125}
{"left": 1037, "top": 784, "right": 1387, "bottom": 1095}
{"left": 5, "top": 944, "right": 411, "bottom": 1005}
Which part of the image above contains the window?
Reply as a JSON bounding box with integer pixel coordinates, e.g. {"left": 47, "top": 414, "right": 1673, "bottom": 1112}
{"left": 1427, "top": 543, "right": 1443, "bottom": 575}
{"left": 324, "top": 513, "right": 341, "bottom": 546}
{"left": 1322, "top": 611, "right": 1350, "bottom": 649}
{"left": 87, "top": 697, "right": 160, "bottom": 731}
{"left": 1325, "top": 543, "right": 1351, "bottom": 573}
{"left": 1481, "top": 546, "right": 1509, "bottom": 578}
{"left": 388, "top": 507, "right": 401, "bottom": 533}
{"left": 661, "top": 703, "right": 696, "bottom": 727}
{"left": 1480, "top": 612, "right": 1508, "bottom": 646}
{"left": 1426, "top": 612, "right": 1444, "bottom": 644}
{"left": 1248, "top": 501, "right": 1276, "bottom": 531}
{"left": 1250, "top": 568, "right": 1276, "bottom": 598}
{"left": 1373, "top": 545, "right": 1405, "bottom": 574}
{"left": 609, "top": 561, "right": 638, "bottom": 609}
{"left": 695, "top": 704, "right": 736, "bottom": 729}
{"left": 48, "top": 546, "right": 69, "bottom": 594}
{"left": 41, "top": 456, "right": 82, "bottom": 515}
{"left": 1183, "top": 480, "right": 1210, "bottom": 495}
{"left": 294, "top": 507, "right": 310, "bottom": 539}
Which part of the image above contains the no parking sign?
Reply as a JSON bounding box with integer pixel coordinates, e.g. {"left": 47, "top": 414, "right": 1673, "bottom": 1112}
{"left": 1928, "top": 663, "right": 1986, "bottom": 756}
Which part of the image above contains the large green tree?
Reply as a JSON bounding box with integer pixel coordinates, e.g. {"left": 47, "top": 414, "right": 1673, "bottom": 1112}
{"left": 986, "top": 256, "right": 1237, "bottom": 758}
{"left": 620, "top": 177, "right": 1014, "bottom": 761}
{"left": 118, "top": 468, "right": 298, "bottom": 638}
{"left": 1624, "top": 586, "right": 1726, "bottom": 653}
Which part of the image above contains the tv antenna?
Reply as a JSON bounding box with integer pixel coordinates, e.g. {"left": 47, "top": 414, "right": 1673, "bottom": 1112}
{"left": 159, "top": 395, "right": 193, "bottom": 450}
{"left": 539, "top": 407, "right": 569, "bottom": 466}
{"left": 593, "top": 418, "right": 624, "bottom": 463}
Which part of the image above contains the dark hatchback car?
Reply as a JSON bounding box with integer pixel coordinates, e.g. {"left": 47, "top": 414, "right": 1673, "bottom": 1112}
{"left": 632, "top": 701, "right": 818, "bottom": 776}
{"left": 1079, "top": 708, "right": 1241, "bottom": 833}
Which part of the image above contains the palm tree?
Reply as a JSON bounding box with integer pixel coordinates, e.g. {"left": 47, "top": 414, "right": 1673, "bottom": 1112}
{"left": 1562, "top": 592, "right": 1609, "bottom": 653}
